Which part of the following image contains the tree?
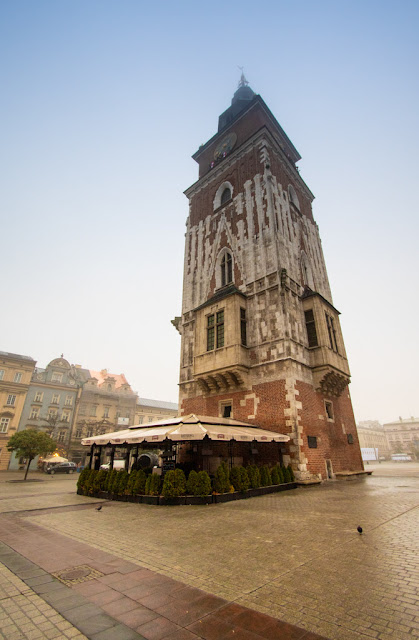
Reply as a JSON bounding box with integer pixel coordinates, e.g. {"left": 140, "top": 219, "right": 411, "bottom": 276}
{"left": 7, "top": 429, "right": 57, "bottom": 480}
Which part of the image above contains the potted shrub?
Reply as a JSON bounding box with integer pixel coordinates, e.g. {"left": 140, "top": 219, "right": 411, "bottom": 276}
{"left": 259, "top": 465, "right": 272, "bottom": 487}
{"left": 186, "top": 471, "right": 212, "bottom": 505}
{"left": 132, "top": 469, "right": 147, "bottom": 501}
{"left": 161, "top": 469, "right": 186, "bottom": 505}
{"left": 143, "top": 474, "right": 161, "bottom": 504}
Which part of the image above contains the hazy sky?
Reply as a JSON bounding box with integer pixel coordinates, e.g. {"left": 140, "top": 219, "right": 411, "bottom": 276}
{"left": 1, "top": 1, "right": 418, "bottom": 423}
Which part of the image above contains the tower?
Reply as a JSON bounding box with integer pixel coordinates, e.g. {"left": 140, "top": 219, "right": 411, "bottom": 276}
{"left": 178, "top": 77, "right": 364, "bottom": 480}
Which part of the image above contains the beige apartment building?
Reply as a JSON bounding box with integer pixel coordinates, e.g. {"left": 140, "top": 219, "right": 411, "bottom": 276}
{"left": 0, "top": 351, "right": 36, "bottom": 470}
{"left": 135, "top": 397, "right": 178, "bottom": 425}
{"left": 383, "top": 417, "right": 419, "bottom": 457}
{"left": 356, "top": 420, "right": 391, "bottom": 460}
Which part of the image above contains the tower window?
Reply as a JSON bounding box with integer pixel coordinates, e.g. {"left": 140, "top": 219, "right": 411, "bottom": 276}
{"left": 325, "top": 401, "right": 334, "bottom": 421}
{"left": 223, "top": 404, "right": 232, "bottom": 418}
{"left": 220, "top": 187, "right": 231, "bottom": 205}
{"left": 325, "top": 313, "right": 339, "bottom": 353}
{"left": 221, "top": 252, "right": 233, "bottom": 287}
{"left": 207, "top": 310, "right": 224, "bottom": 350}
{"left": 240, "top": 308, "right": 247, "bottom": 346}
{"left": 304, "top": 310, "right": 318, "bottom": 348}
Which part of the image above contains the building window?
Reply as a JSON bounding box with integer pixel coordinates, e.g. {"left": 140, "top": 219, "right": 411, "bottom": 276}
{"left": 304, "top": 310, "right": 318, "bottom": 348}
{"left": 90, "top": 406, "right": 97, "bottom": 417}
{"left": 325, "top": 313, "right": 339, "bottom": 353}
{"left": 221, "top": 252, "right": 233, "bottom": 286}
{"left": 347, "top": 434, "right": 354, "bottom": 444}
{"left": 14, "top": 372, "right": 23, "bottom": 383}
{"left": 51, "top": 372, "right": 63, "bottom": 383}
{"left": 0, "top": 370, "right": 4, "bottom": 381}
{"left": 221, "top": 403, "right": 232, "bottom": 418}
{"left": 61, "top": 411, "right": 70, "bottom": 422}
{"left": 30, "top": 407, "right": 39, "bottom": 419}
{"left": 308, "top": 436, "right": 317, "bottom": 448}
{"left": 221, "top": 187, "right": 231, "bottom": 205}
{"left": 148, "top": 416, "right": 153, "bottom": 422}
{"left": 208, "top": 310, "right": 224, "bottom": 350}
{"left": 65, "top": 396, "right": 73, "bottom": 406}
{"left": 325, "top": 401, "right": 334, "bottom": 421}
{"left": 288, "top": 184, "right": 300, "bottom": 210}
{"left": 0, "top": 417, "right": 10, "bottom": 433}
{"left": 48, "top": 408, "right": 58, "bottom": 418}
{"left": 6, "top": 394, "right": 16, "bottom": 406}
{"left": 58, "top": 431, "right": 66, "bottom": 443}
{"left": 34, "top": 391, "right": 43, "bottom": 402}
{"left": 75, "top": 429, "right": 82, "bottom": 439}
{"left": 86, "top": 428, "right": 93, "bottom": 438}
{"left": 103, "top": 407, "right": 110, "bottom": 418}
{"left": 138, "top": 416, "right": 143, "bottom": 424}
{"left": 51, "top": 394, "right": 60, "bottom": 405}
{"left": 240, "top": 308, "right": 247, "bottom": 346}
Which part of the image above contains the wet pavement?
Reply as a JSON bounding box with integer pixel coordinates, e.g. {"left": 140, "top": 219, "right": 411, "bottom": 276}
{"left": 0, "top": 463, "right": 418, "bottom": 639}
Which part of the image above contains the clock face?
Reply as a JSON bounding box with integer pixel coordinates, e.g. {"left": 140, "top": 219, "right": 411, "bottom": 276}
{"left": 214, "top": 132, "right": 237, "bottom": 160}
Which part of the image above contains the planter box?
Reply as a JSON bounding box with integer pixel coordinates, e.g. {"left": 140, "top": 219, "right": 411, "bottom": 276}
{"left": 185, "top": 495, "right": 212, "bottom": 505}
{"left": 142, "top": 495, "right": 160, "bottom": 505}
{"left": 212, "top": 492, "right": 240, "bottom": 503}
{"left": 98, "top": 491, "right": 109, "bottom": 499}
{"left": 159, "top": 496, "right": 186, "bottom": 506}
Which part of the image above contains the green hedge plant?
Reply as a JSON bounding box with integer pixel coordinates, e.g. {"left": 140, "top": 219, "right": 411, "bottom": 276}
{"left": 186, "top": 470, "right": 198, "bottom": 495}
{"left": 195, "top": 471, "right": 212, "bottom": 497}
{"left": 230, "top": 466, "right": 250, "bottom": 492}
{"left": 213, "top": 461, "right": 230, "bottom": 493}
{"left": 259, "top": 465, "right": 272, "bottom": 487}
{"left": 247, "top": 465, "right": 261, "bottom": 489}
{"left": 162, "top": 469, "right": 186, "bottom": 498}
{"left": 145, "top": 474, "right": 161, "bottom": 496}
{"left": 133, "top": 469, "right": 147, "bottom": 495}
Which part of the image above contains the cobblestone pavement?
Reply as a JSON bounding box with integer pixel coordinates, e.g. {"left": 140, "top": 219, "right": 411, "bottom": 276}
{"left": 0, "top": 465, "right": 418, "bottom": 639}
{"left": 0, "top": 561, "right": 87, "bottom": 640}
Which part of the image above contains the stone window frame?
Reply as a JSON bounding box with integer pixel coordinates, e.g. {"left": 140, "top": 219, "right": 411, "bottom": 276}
{"left": 288, "top": 184, "right": 300, "bottom": 210}
{"left": 0, "top": 417, "right": 10, "bottom": 433}
{"left": 213, "top": 181, "right": 234, "bottom": 210}
{"left": 219, "top": 400, "right": 233, "bottom": 419}
{"left": 215, "top": 248, "right": 234, "bottom": 289}
{"left": 34, "top": 391, "right": 43, "bottom": 402}
{"left": 13, "top": 372, "right": 23, "bottom": 383}
{"left": 51, "top": 393, "right": 60, "bottom": 405}
{"left": 325, "top": 400, "right": 334, "bottom": 422}
{"left": 6, "top": 394, "right": 16, "bottom": 406}
{"left": 207, "top": 309, "right": 225, "bottom": 351}
{"left": 29, "top": 407, "right": 40, "bottom": 419}
{"left": 0, "top": 370, "right": 4, "bottom": 381}
{"left": 51, "top": 372, "right": 63, "bottom": 383}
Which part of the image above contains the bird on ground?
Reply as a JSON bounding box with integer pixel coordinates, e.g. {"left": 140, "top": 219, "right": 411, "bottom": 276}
{"left": 357, "top": 526, "right": 363, "bottom": 534}
{"left": 96, "top": 505, "right": 103, "bottom": 511}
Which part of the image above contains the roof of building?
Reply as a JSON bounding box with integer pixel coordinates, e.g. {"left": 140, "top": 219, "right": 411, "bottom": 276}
{"left": 88, "top": 369, "right": 130, "bottom": 389}
{"left": 0, "top": 350, "right": 36, "bottom": 362}
{"left": 137, "top": 397, "right": 178, "bottom": 411}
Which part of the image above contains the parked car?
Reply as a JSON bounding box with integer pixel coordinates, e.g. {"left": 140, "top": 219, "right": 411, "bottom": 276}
{"left": 46, "top": 462, "right": 77, "bottom": 475}
{"left": 99, "top": 460, "right": 125, "bottom": 471}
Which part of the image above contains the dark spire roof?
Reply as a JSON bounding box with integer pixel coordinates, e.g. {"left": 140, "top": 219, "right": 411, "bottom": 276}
{"left": 218, "top": 71, "right": 256, "bottom": 132}
{"left": 232, "top": 71, "right": 255, "bottom": 105}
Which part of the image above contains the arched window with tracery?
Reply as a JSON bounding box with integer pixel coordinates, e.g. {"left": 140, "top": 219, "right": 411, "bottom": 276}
{"left": 221, "top": 252, "right": 233, "bottom": 287}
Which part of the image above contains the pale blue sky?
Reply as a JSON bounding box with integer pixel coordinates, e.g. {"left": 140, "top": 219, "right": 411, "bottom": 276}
{"left": 1, "top": 0, "right": 418, "bottom": 423}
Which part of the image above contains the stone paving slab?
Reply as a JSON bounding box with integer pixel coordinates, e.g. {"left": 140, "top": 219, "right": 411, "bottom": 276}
{"left": 0, "top": 466, "right": 418, "bottom": 639}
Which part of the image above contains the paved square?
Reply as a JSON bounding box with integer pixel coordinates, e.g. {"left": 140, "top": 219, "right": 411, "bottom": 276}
{"left": 0, "top": 464, "right": 418, "bottom": 639}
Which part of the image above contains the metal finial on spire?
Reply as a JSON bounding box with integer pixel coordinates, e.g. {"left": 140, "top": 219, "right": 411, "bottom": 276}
{"left": 237, "top": 66, "right": 249, "bottom": 88}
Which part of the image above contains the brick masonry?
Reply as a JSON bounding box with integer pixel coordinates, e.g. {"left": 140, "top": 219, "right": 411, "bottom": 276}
{"left": 179, "top": 91, "right": 364, "bottom": 481}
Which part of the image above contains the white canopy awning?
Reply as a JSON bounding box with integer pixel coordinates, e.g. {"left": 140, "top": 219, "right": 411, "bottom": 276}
{"left": 81, "top": 414, "right": 289, "bottom": 447}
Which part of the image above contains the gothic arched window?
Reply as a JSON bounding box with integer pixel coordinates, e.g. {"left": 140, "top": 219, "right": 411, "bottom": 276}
{"left": 221, "top": 187, "right": 231, "bottom": 205}
{"left": 221, "top": 252, "right": 233, "bottom": 287}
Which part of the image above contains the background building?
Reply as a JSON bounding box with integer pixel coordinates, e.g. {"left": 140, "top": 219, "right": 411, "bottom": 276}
{"left": 177, "top": 77, "right": 363, "bottom": 481}
{"left": 356, "top": 420, "right": 391, "bottom": 461}
{"left": 135, "top": 398, "right": 178, "bottom": 425}
{"left": 9, "top": 356, "right": 81, "bottom": 469}
{"left": 70, "top": 368, "right": 138, "bottom": 465}
{"left": 0, "top": 351, "right": 36, "bottom": 471}
{"left": 383, "top": 417, "right": 419, "bottom": 458}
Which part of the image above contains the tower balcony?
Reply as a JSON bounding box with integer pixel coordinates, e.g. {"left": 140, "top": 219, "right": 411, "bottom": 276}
{"left": 194, "top": 345, "right": 249, "bottom": 393}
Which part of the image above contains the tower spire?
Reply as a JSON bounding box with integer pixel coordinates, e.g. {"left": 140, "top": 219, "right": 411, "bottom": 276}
{"left": 237, "top": 66, "right": 249, "bottom": 88}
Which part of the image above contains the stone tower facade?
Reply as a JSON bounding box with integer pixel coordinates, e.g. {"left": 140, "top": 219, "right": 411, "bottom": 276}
{"left": 178, "top": 78, "right": 364, "bottom": 480}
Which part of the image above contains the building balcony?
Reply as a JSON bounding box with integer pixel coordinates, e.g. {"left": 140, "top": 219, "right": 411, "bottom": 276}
{"left": 194, "top": 344, "right": 249, "bottom": 392}
{"left": 307, "top": 346, "right": 351, "bottom": 397}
